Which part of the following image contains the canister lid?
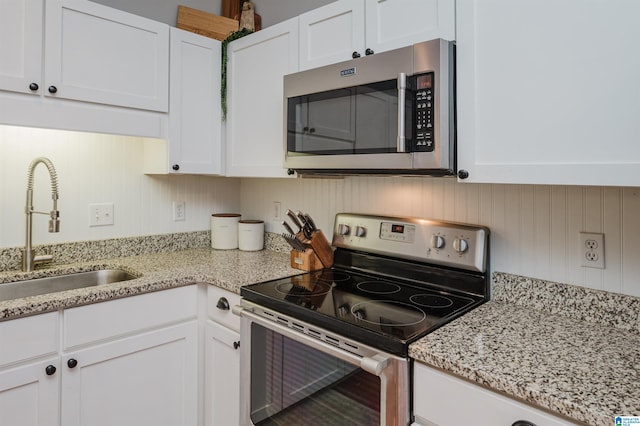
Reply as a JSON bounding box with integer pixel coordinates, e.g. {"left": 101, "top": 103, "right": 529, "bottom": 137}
{"left": 212, "top": 213, "right": 241, "bottom": 217}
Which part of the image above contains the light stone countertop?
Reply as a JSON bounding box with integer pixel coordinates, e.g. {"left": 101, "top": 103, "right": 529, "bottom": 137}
{"left": 409, "top": 273, "right": 640, "bottom": 426}
{"left": 0, "top": 248, "right": 300, "bottom": 321}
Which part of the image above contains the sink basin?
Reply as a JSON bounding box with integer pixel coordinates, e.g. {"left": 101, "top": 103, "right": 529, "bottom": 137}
{"left": 0, "top": 269, "right": 137, "bottom": 302}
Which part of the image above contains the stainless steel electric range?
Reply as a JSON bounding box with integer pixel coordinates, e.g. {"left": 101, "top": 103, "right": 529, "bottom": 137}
{"left": 234, "top": 213, "right": 489, "bottom": 426}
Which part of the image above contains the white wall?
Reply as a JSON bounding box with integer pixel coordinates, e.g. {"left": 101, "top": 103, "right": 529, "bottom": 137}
{"left": 240, "top": 177, "right": 640, "bottom": 297}
{"left": 0, "top": 125, "right": 240, "bottom": 247}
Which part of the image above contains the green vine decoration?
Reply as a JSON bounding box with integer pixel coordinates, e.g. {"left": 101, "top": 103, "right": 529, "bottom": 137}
{"left": 221, "top": 28, "right": 253, "bottom": 120}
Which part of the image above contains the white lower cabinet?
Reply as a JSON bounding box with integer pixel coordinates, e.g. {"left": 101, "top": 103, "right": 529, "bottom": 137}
{"left": 0, "top": 311, "right": 59, "bottom": 426}
{"left": 61, "top": 322, "right": 198, "bottom": 426}
{"left": 0, "top": 358, "right": 60, "bottom": 426}
{"left": 205, "top": 286, "right": 241, "bottom": 426}
{"left": 0, "top": 286, "right": 198, "bottom": 426}
{"left": 413, "top": 363, "right": 579, "bottom": 426}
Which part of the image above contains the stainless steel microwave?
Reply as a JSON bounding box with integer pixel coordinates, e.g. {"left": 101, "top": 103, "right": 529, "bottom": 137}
{"left": 283, "top": 39, "right": 455, "bottom": 176}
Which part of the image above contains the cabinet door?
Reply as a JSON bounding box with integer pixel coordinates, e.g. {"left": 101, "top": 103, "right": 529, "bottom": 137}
{"left": 0, "top": 0, "right": 42, "bottom": 95}
{"left": 225, "top": 18, "right": 299, "bottom": 177}
{"left": 44, "top": 0, "right": 169, "bottom": 111}
{"left": 169, "top": 28, "right": 223, "bottom": 175}
{"left": 365, "top": 0, "right": 455, "bottom": 53}
{"left": 61, "top": 322, "right": 197, "bottom": 426}
{"left": 456, "top": 0, "right": 640, "bottom": 186}
{"left": 414, "top": 363, "right": 580, "bottom": 426}
{"left": 0, "top": 359, "right": 59, "bottom": 426}
{"left": 298, "top": 0, "right": 365, "bottom": 71}
{"left": 204, "top": 321, "right": 240, "bottom": 426}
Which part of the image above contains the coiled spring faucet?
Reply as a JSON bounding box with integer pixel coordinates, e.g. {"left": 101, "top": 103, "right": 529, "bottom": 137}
{"left": 22, "top": 157, "right": 60, "bottom": 272}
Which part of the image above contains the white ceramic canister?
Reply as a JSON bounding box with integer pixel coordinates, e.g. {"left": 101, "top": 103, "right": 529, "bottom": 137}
{"left": 238, "top": 220, "right": 265, "bottom": 251}
{"left": 211, "top": 213, "right": 241, "bottom": 249}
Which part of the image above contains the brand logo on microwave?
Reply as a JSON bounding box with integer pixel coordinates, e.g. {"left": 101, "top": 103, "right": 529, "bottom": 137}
{"left": 340, "top": 67, "right": 356, "bottom": 77}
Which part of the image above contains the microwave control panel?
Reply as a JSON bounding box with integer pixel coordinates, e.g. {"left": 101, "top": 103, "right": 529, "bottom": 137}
{"left": 413, "top": 72, "right": 435, "bottom": 152}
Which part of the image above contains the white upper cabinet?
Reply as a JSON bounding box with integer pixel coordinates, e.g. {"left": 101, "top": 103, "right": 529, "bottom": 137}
{"left": 365, "top": 0, "right": 455, "bottom": 53}
{"left": 298, "top": 0, "right": 455, "bottom": 71}
{"left": 456, "top": 0, "right": 640, "bottom": 186}
{"left": 0, "top": 0, "right": 43, "bottom": 95}
{"left": 225, "top": 18, "right": 299, "bottom": 177}
{"left": 44, "top": 0, "right": 169, "bottom": 112}
{"left": 168, "top": 28, "right": 223, "bottom": 175}
{"left": 298, "top": 0, "right": 365, "bottom": 71}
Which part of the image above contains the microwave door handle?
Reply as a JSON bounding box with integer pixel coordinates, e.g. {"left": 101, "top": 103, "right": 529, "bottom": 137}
{"left": 397, "top": 72, "right": 407, "bottom": 153}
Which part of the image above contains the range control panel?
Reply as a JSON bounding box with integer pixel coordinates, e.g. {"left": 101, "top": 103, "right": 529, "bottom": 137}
{"left": 332, "top": 213, "right": 489, "bottom": 272}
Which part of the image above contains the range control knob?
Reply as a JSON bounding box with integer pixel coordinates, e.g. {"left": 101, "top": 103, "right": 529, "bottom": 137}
{"left": 338, "top": 224, "right": 351, "bottom": 236}
{"left": 453, "top": 238, "right": 469, "bottom": 253}
{"left": 431, "top": 235, "right": 445, "bottom": 249}
{"left": 354, "top": 226, "right": 366, "bottom": 237}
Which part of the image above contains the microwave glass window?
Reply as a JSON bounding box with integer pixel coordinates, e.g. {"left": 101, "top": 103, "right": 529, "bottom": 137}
{"left": 287, "top": 79, "right": 413, "bottom": 155}
{"left": 249, "top": 323, "right": 381, "bottom": 425}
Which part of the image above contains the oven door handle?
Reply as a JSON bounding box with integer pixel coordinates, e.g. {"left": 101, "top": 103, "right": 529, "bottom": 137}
{"left": 233, "top": 305, "right": 390, "bottom": 376}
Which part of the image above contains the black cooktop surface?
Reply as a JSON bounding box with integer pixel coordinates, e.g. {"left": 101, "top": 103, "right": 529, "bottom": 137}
{"left": 241, "top": 267, "right": 484, "bottom": 356}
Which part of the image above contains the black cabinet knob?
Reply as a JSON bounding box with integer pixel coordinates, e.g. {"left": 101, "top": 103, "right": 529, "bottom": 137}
{"left": 172, "top": 164, "right": 180, "bottom": 171}
{"left": 365, "top": 48, "right": 374, "bottom": 55}
{"left": 233, "top": 341, "right": 240, "bottom": 350}
{"left": 216, "top": 297, "right": 230, "bottom": 311}
{"left": 457, "top": 169, "right": 470, "bottom": 179}
{"left": 29, "top": 83, "right": 39, "bottom": 91}
{"left": 45, "top": 365, "right": 57, "bottom": 375}
{"left": 67, "top": 358, "right": 78, "bottom": 368}
{"left": 48, "top": 85, "right": 57, "bottom": 94}
{"left": 352, "top": 51, "right": 361, "bottom": 59}
{"left": 512, "top": 421, "right": 537, "bottom": 426}
{"left": 287, "top": 169, "right": 295, "bottom": 176}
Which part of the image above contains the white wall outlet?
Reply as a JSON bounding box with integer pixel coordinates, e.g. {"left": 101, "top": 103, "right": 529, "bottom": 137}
{"left": 89, "top": 203, "right": 114, "bottom": 227}
{"left": 173, "top": 201, "right": 186, "bottom": 221}
{"left": 579, "top": 232, "right": 605, "bottom": 269}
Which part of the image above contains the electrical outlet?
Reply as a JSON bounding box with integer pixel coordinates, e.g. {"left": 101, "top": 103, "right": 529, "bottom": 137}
{"left": 579, "top": 232, "right": 605, "bottom": 269}
{"left": 173, "top": 201, "right": 186, "bottom": 221}
{"left": 89, "top": 203, "right": 114, "bottom": 227}
{"left": 273, "top": 201, "right": 282, "bottom": 221}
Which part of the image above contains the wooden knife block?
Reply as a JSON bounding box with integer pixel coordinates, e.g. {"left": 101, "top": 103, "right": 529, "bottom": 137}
{"left": 290, "top": 249, "right": 323, "bottom": 271}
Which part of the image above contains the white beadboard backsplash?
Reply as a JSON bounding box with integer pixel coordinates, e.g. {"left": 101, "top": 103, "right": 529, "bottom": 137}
{"left": 3, "top": 125, "right": 639, "bottom": 297}
{"left": 240, "top": 177, "right": 640, "bottom": 297}
{"left": 0, "top": 126, "right": 240, "bottom": 247}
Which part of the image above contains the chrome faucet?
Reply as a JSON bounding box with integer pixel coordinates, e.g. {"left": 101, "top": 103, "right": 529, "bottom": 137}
{"left": 22, "top": 157, "right": 60, "bottom": 272}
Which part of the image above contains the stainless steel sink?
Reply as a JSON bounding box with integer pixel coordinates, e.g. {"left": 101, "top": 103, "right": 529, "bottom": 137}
{"left": 0, "top": 269, "right": 137, "bottom": 302}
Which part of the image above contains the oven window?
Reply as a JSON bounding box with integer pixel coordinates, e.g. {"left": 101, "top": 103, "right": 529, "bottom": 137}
{"left": 286, "top": 79, "right": 411, "bottom": 155}
{"left": 250, "top": 323, "right": 381, "bottom": 425}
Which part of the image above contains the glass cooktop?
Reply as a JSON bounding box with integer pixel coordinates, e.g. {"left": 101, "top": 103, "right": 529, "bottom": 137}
{"left": 241, "top": 268, "right": 484, "bottom": 356}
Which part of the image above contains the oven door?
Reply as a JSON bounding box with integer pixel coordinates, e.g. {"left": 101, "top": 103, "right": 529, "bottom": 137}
{"left": 234, "top": 303, "right": 410, "bottom": 426}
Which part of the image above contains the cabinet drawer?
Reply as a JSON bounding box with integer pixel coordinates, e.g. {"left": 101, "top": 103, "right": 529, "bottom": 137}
{"left": 207, "top": 286, "right": 241, "bottom": 332}
{"left": 413, "top": 363, "right": 579, "bottom": 426}
{"left": 0, "top": 312, "right": 58, "bottom": 367}
{"left": 63, "top": 285, "right": 197, "bottom": 349}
